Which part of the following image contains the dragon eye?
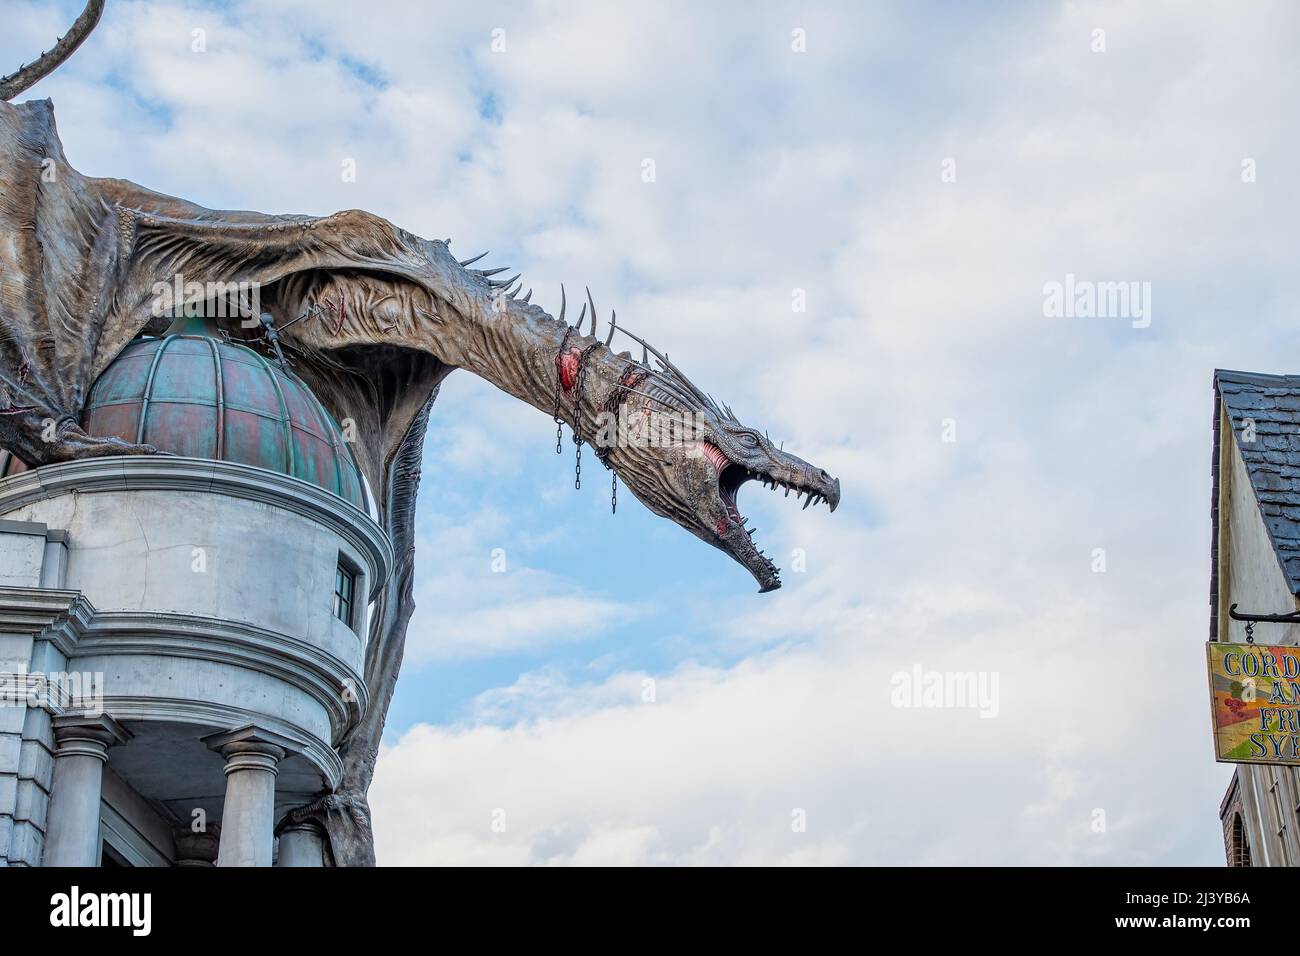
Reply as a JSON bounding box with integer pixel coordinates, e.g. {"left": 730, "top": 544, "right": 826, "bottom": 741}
{"left": 739, "top": 432, "right": 759, "bottom": 447}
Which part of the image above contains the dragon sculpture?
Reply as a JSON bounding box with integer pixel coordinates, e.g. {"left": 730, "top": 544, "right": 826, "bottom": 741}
{"left": 0, "top": 1, "right": 840, "bottom": 864}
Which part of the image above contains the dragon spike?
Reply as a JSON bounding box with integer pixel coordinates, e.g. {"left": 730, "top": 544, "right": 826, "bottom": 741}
{"left": 586, "top": 287, "right": 598, "bottom": 336}
{"left": 558, "top": 284, "right": 567, "bottom": 323}
{"left": 490, "top": 273, "right": 521, "bottom": 288}
{"left": 478, "top": 266, "right": 509, "bottom": 277}
{"left": 458, "top": 251, "right": 489, "bottom": 267}
{"left": 618, "top": 326, "right": 721, "bottom": 414}
{"left": 616, "top": 327, "right": 668, "bottom": 368}
{"left": 617, "top": 342, "right": 701, "bottom": 409}
{"left": 522, "top": 288, "right": 532, "bottom": 304}
{"left": 605, "top": 308, "right": 616, "bottom": 346}
{"left": 614, "top": 385, "right": 688, "bottom": 412}
{"left": 508, "top": 279, "right": 523, "bottom": 298}
{"left": 577, "top": 302, "right": 587, "bottom": 330}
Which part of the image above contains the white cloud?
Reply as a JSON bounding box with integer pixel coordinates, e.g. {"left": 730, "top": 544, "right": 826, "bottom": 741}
{"left": 365, "top": 0, "right": 1270, "bottom": 864}
{"left": 373, "top": 595, "right": 1206, "bottom": 865}
{"left": 9, "top": 0, "right": 1288, "bottom": 864}
{"left": 404, "top": 501, "right": 643, "bottom": 662}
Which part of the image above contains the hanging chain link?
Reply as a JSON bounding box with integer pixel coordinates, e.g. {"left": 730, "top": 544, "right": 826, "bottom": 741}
{"left": 599, "top": 366, "right": 646, "bottom": 514}
{"left": 555, "top": 347, "right": 644, "bottom": 512}
{"left": 552, "top": 328, "right": 574, "bottom": 455}
{"left": 572, "top": 343, "right": 598, "bottom": 489}
{"left": 552, "top": 329, "right": 600, "bottom": 490}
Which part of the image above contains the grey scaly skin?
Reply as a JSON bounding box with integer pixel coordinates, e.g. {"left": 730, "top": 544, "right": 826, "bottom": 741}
{"left": 270, "top": 268, "right": 841, "bottom": 592}
{"left": 0, "top": 0, "right": 842, "bottom": 593}
{"left": 0, "top": 0, "right": 104, "bottom": 102}
{"left": 0, "top": 2, "right": 842, "bottom": 864}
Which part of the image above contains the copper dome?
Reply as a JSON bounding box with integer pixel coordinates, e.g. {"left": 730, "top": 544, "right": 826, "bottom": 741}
{"left": 0, "top": 328, "right": 366, "bottom": 509}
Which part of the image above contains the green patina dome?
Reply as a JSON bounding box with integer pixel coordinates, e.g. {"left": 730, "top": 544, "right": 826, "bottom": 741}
{"left": 0, "top": 320, "right": 366, "bottom": 509}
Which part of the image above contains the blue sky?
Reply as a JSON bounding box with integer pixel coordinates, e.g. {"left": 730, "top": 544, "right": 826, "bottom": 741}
{"left": 7, "top": 0, "right": 1299, "bottom": 864}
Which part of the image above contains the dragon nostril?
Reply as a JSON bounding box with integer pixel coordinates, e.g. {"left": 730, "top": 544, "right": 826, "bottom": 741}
{"left": 818, "top": 469, "right": 831, "bottom": 480}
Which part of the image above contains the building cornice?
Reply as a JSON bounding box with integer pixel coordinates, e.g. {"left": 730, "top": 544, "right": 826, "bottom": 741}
{"left": 105, "top": 696, "right": 344, "bottom": 787}
{"left": 0, "top": 456, "right": 392, "bottom": 601}
{"left": 0, "top": 586, "right": 364, "bottom": 776}
{"left": 0, "top": 585, "right": 94, "bottom": 652}
{"left": 76, "top": 609, "right": 368, "bottom": 740}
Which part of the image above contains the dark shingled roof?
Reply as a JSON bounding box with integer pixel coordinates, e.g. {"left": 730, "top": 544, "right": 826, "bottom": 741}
{"left": 1214, "top": 369, "right": 1300, "bottom": 601}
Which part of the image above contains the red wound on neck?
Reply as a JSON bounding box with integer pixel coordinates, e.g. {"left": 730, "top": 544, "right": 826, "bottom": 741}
{"left": 557, "top": 348, "right": 581, "bottom": 390}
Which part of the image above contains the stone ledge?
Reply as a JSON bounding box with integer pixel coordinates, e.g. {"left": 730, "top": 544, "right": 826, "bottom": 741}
{"left": 76, "top": 609, "right": 369, "bottom": 741}
{"left": 0, "top": 456, "right": 392, "bottom": 603}
{"left": 104, "top": 697, "right": 343, "bottom": 787}
{"left": 0, "top": 519, "right": 66, "bottom": 543}
{"left": 0, "top": 588, "right": 366, "bottom": 760}
{"left": 0, "top": 587, "right": 93, "bottom": 651}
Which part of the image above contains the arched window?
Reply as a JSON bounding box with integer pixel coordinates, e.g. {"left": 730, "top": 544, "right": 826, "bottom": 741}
{"left": 1229, "top": 812, "right": 1252, "bottom": 867}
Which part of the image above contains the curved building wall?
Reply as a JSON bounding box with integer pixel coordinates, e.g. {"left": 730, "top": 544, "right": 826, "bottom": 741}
{"left": 0, "top": 457, "right": 392, "bottom": 866}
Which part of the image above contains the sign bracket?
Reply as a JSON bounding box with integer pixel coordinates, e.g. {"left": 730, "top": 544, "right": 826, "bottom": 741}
{"left": 1227, "top": 603, "right": 1300, "bottom": 644}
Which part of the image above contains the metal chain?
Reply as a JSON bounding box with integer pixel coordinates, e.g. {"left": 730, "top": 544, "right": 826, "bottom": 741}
{"left": 556, "top": 348, "right": 642, "bottom": 511}
{"left": 574, "top": 367, "right": 584, "bottom": 489}
{"left": 597, "top": 365, "right": 646, "bottom": 515}
{"left": 572, "top": 343, "right": 599, "bottom": 489}
{"left": 552, "top": 328, "right": 574, "bottom": 455}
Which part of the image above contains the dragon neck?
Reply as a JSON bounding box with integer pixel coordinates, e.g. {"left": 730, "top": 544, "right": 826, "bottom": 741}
{"left": 276, "top": 270, "right": 640, "bottom": 438}
{"left": 441, "top": 295, "right": 634, "bottom": 433}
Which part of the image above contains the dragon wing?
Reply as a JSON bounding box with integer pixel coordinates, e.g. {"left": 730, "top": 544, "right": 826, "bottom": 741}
{"left": 0, "top": 95, "right": 490, "bottom": 864}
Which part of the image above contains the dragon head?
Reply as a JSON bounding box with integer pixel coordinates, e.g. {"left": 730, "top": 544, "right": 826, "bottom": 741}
{"left": 598, "top": 332, "right": 840, "bottom": 593}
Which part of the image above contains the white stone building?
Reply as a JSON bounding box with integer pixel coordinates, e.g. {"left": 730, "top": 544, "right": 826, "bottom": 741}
{"left": 1211, "top": 369, "right": 1300, "bottom": 866}
{"left": 0, "top": 319, "right": 390, "bottom": 866}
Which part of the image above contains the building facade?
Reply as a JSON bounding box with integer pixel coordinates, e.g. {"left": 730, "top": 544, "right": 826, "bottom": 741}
{"left": 0, "top": 319, "right": 390, "bottom": 866}
{"left": 1211, "top": 369, "right": 1300, "bottom": 866}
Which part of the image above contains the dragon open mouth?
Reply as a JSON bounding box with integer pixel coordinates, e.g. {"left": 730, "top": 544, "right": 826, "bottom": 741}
{"left": 698, "top": 441, "right": 840, "bottom": 592}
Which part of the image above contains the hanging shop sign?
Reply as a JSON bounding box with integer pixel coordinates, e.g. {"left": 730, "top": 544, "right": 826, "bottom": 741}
{"left": 1208, "top": 641, "right": 1300, "bottom": 765}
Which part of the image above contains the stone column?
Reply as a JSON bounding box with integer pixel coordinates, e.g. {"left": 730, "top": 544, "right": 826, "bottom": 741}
{"left": 203, "top": 725, "right": 296, "bottom": 867}
{"left": 43, "top": 715, "right": 130, "bottom": 866}
{"left": 276, "top": 819, "right": 326, "bottom": 867}
{"left": 172, "top": 828, "right": 220, "bottom": 867}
